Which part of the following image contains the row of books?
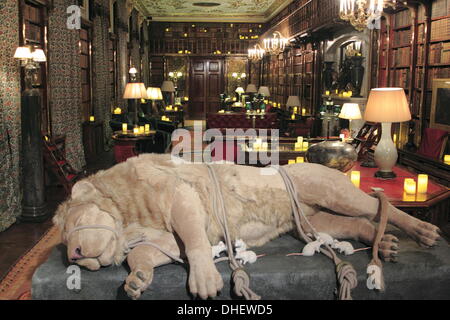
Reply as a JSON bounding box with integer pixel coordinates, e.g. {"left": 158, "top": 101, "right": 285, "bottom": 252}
{"left": 393, "top": 9, "right": 411, "bottom": 28}
{"left": 431, "top": 0, "right": 450, "bottom": 18}
{"left": 431, "top": 18, "right": 450, "bottom": 41}
{"left": 393, "top": 29, "right": 412, "bottom": 47}
{"left": 429, "top": 42, "right": 450, "bottom": 64}
{"left": 391, "top": 69, "right": 410, "bottom": 88}
{"left": 391, "top": 47, "right": 411, "bottom": 67}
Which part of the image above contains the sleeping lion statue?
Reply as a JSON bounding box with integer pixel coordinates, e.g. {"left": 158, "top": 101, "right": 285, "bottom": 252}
{"left": 53, "top": 153, "right": 441, "bottom": 300}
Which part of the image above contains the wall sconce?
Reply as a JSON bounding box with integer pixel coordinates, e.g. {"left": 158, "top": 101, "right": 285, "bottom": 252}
{"left": 14, "top": 46, "right": 47, "bottom": 89}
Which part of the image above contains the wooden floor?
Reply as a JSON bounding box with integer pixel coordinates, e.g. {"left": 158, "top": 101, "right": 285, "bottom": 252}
{"left": 0, "top": 151, "right": 115, "bottom": 282}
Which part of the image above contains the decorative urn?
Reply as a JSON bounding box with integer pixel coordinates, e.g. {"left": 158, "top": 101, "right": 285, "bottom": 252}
{"left": 306, "top": 141, "right": 357, "bottom": 173}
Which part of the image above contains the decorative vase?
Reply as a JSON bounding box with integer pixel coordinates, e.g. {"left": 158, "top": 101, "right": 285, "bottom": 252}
{"left": 306, "top": 140, "right": 358, "bottom": 173}
{"left": 350, "top": 56, "right": 365, "bottom": 97}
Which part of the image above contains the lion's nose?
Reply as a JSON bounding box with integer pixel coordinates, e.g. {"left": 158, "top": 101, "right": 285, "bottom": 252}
{"left": 69, "top": 247, "right": 84, "bottom": 262}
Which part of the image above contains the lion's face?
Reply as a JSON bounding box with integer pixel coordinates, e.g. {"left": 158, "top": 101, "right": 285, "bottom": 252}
{"left": 60, "top": 203, "right": 118, "bottom": 271}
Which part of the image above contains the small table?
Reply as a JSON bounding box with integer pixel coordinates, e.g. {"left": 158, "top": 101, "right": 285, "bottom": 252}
{"left": 163, "top": 110, "right": 184, "bottom": 127}
{"left": 351, "top": 163, "right": 450, "bottom": 230}
{"left": 112, "top": 131, "right": 156, "bottom": 163}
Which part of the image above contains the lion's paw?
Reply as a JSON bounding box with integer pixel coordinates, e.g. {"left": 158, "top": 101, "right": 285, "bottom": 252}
{"left": 378, "top": 234, "right": 399, "bottom": 263}
{"left": 124, "top": 269, "right": 154, "bottom": 300}
{"left": 188, "top": 250, "right": 223, "bottom": 299}
{"left": 407, "top": 221, "right": 442, "bottom": 248}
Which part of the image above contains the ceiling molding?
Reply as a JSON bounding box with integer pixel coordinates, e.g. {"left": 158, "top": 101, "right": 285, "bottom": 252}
{"left": 133, "top": 0, "right": 294, "bottom": 23}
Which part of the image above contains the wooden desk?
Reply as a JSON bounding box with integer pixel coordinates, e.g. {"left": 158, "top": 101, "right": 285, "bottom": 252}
{"left": 350, "top": 163, "right": 450, "bottom": 229}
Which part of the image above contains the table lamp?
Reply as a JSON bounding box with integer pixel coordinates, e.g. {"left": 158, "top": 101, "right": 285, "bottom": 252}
{"left": 147, "top": 87, "right": 163, "bottom": 114}
{"left": 258, "top": 86, "right": 271, "bottom": 98}
{"left": 124, "top": 82, "right": 148, "bottom": 126}
{"left": 339, "top": 103, "right": 362, "bottom": 137}
{"left": 246, "top": 84, "right": 258, "bottom": 94}
{"left": 364, "top": 88, "right": 411, "bottom": 179}
{"left": 286, "top": 96, "right": 301, "bottom": 114}
{"left": 161, "top": 80, "right": 176, "bottom": 105}
{"left": 235, "top": 87, "right": 245, "bottom": 106}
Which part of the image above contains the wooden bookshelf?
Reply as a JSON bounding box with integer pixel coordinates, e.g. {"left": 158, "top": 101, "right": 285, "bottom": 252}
{"left": 378, "top": 0, "right": 450, "bottom": 148}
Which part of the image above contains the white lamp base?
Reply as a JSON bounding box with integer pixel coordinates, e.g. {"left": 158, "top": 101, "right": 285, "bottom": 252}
{"left": 374, "top": 122, "right": 398, "bottom": 179}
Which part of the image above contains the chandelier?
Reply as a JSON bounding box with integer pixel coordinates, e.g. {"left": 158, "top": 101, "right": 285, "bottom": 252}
{"left": 248, "top": 44, "right": 265, "bottom": 61}
{"left": 263, "top": 31, "right": 288, "bottom": 55}
{"left": 339, "top": 0, "right": 394, "bottom": 31}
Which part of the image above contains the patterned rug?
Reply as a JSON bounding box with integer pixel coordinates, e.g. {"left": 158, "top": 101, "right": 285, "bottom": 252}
{"left": 0, "top": 225, "right": 60, "bottom": 300}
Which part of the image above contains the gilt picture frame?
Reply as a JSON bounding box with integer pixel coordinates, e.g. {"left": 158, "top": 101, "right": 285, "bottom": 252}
{"left": 430, "top": 79, "right": 450, "bottom": 132}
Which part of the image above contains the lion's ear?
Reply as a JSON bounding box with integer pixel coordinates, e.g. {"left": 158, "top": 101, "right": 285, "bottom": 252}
{"left": 71, "top": 180, "right": 96, "bottom": 199}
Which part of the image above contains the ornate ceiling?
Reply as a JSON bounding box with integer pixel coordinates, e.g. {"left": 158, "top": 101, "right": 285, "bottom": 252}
{"left": 133, "top": 0, "right": 293, "bottom": 22}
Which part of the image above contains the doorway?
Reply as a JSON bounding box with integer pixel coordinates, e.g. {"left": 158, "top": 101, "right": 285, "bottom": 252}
{"left": 188, "top": 58, "right": 224, "bottom": 119}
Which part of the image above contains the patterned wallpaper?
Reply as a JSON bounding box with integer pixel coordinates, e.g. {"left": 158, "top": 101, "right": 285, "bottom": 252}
{"left": 0, "top": 0, "right": 22, "bottom": 232}
{"left": 92, "top": 0, "right": 114, "bottom": 145}
{"left": 48, "top": 0, "right": 86, "bottom": 171}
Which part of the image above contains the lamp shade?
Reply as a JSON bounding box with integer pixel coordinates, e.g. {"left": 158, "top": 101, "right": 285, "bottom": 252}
{"left": 286, "top": 96, "right": 301, "bottom": 107}
{"left": 339, "top": 103, "right": 362, "bottom": 120}
{"left": 147, "top": 87, "right": 163, "bottom": 100}
{"left": 235, "top": 87, "right": 245, "bottom": 94}
{"left": 31, "top": 49, "right": 47, "bottom": 62}
{"left": 364, "top": 88, "right": 411, "bottom": 123}
{"left": 13, "top": 46, "right": 32, "bottom": 59}
{"left": 246, "top": 84, "right": 258, "bottom": 93}
{"left": 161, "top": 81, "right": 176, "bottom": 92}
{"left": 123, "top": 83, "right": 148, "bottom": 99}
{"left": 258, "top": 86, "right": 271, "bottom": 97}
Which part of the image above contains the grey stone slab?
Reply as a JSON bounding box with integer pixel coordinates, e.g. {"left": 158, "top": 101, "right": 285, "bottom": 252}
{"left": 32, "top": 230, "right": 450, "bottom": 300}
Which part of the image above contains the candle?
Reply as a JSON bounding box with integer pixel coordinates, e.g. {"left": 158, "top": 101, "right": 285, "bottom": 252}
{"left": 122, "top": 123, "right": 127, "bottom": 133}
{"left": 302, "top": 108, "right": 306, "bottom": 116}
{"left": 133, "top": 127, "right": 139, "bottom": 135}
{"left": 393, "top": 133, "right": 397, "bottom": 145}
{"left": 291, "top": 114, "right": 296, "bottom": 120}
{"left": 89, "top": 116, "right": 95, "bottom": 122}
{"left": 139, "top": 126, "right": 145, "bottom": 134}
{"left": 293, "top": 107, "right": 298, "bottom": 114}
{"left": 404, "top": 178, "right": 416, "bottom": 195}
{"left": 417, "top": 174, "right": 428, "bottom": 194}
{"left": 114, "top": 108, "right": 122, "bottom": 114}
{"left": 288, "top": 160, "right": 296, "bottom": 165}
{"left": 302, "top": 142, "right": 309, "bottom": 151}
{"left": 444, "top": 155, "right": 450, "bottom": 164}
{"left": 350, "top": 171, "right": 360, "bottom": 188}
{"left": 145, "top": 124, "right": 150, "bottom": 133}
{"left": 335, "top": 89, "right": 339, "bottom": 94}
{"left": 416, "top": 193, "right": 427, "bottom": 202}
{"left": 348, "top": 91, "right": 353, "bottom": 97}
{"left": 174, "top": 106, "right": 178, "bottom": 111}
{"left": 295, "top": 142, "right": 302, "bottom": 151}
{"left": 297, "top": 136, "right": 304, "bottom": 144}
{"left": 325, "top": 90, "right": 330, "bottom": 96}
{"left": 340, "top": 134, "right": 345, "bottom": 142}
{"left": 296, "top": 157, "right": 304, "bottom": 163}
{"left": 402, "top": 192, "right": 416, "bottom": 202}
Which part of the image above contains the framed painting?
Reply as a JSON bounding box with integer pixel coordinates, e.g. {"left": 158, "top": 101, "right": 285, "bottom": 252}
{"left": 430, "top": 79, "right": 450, "bottom": 132}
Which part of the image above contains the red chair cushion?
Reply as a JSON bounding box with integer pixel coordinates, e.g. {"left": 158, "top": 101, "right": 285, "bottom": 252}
{"left": 417, "top": 128, "right": 448, "bottom": 159}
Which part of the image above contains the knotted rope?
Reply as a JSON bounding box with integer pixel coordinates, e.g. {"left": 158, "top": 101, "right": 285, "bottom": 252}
{"left": 367, "top": 192, "right": 390, "bottom": 291}
{"left": 206, "top": 164, "right": 261, "bottom": 300}
{"left": 276, "top": 166, "right": 358, "bottom": 300}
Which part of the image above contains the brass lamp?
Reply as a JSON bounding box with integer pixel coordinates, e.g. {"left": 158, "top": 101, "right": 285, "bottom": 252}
{"left": 123, "top": 82, "right": 148, "bottom": 126}
{"left": 161, "top": 80, "right": 176, "bottom": 105}
{"left": 364, "top": 88, "right": 411, "bottom": 179}
{"left": 339, "top": 103, "right": 362, "bottom": 137}
{"left": 146, "top": 87, "right": 163, "bottom": 114}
